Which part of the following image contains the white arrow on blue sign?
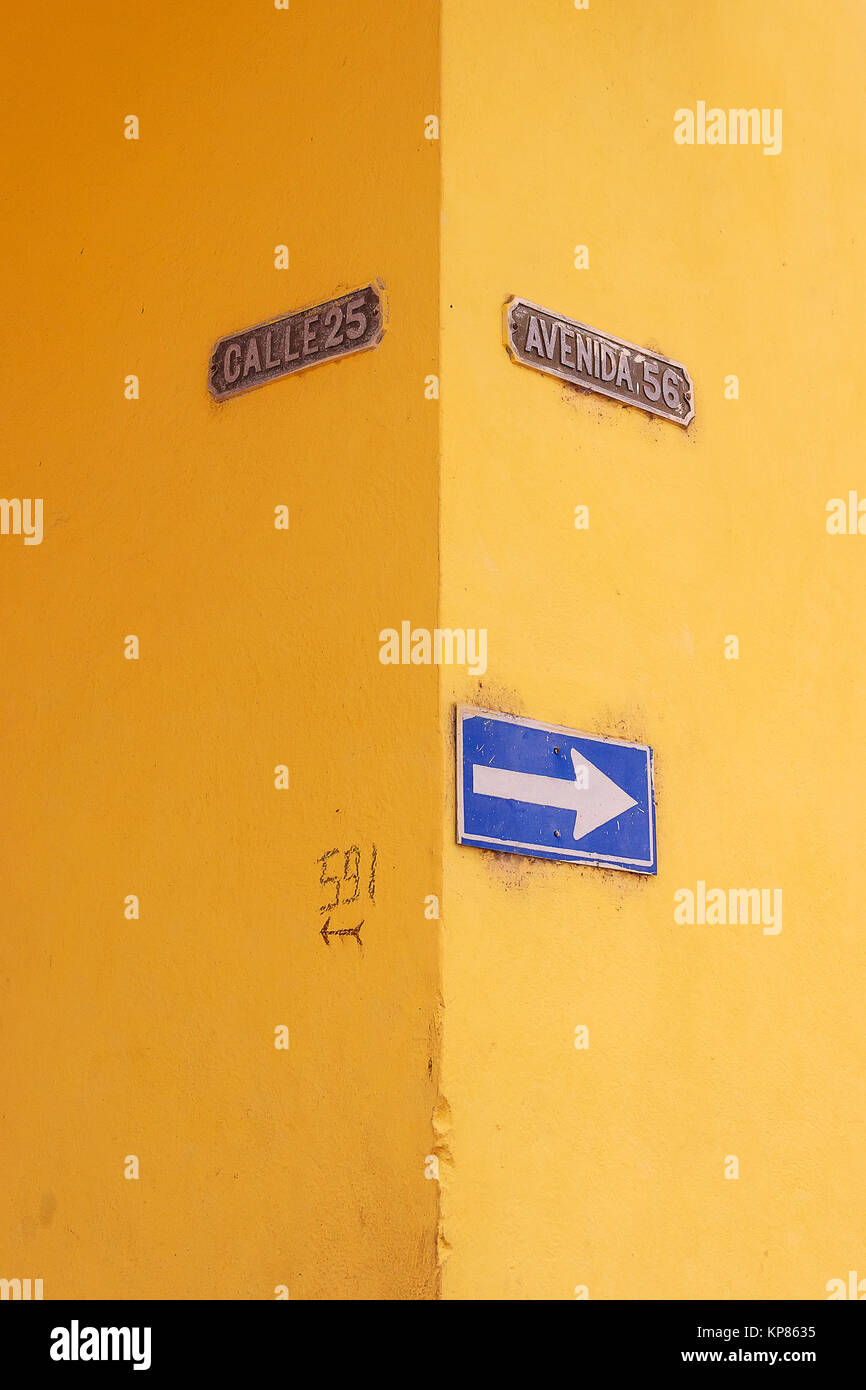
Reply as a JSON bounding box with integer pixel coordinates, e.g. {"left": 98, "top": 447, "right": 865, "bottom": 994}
{"left": 456, "top": 706, "right": 657, "bottom": 874}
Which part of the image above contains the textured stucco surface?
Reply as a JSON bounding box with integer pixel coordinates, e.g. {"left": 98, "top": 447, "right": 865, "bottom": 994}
{"left": 0, "top": 0, "right": 441, "bottom": 1300}
{"left": 439, "top": 0, "right": 866, "bottom": 1301}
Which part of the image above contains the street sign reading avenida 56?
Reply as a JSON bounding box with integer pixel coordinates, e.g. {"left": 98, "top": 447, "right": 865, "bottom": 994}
{"left": 504, "top": 296, "right": 694, "bottom": 427}
{"left": 209, "top": 281, "right": 386, "bottom": 400}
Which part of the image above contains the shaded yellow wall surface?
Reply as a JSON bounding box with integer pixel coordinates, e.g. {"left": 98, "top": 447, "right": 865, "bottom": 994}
{"left": 439, "top": 0, "right": 866, "bottom": 1299}
{"left": 1, "top": 1, "right": 440, "bottom": 1299}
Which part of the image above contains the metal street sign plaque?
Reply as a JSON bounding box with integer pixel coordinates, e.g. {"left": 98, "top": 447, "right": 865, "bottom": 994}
{"left": 504, "top": 296, "right": 694, "bottom": 427}
{"left": 457, "top": 706, "right": 657, "bottom": 874}
{"left": 209, "top": 281, "right": 386, "bottom": 400}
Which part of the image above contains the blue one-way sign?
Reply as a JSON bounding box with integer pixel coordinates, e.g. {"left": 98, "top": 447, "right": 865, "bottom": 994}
{"left": 456, "top": 706, "right": 657, "bottom": 874}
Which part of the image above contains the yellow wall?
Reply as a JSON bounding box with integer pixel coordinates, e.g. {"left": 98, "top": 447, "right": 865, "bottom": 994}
{"left": 3, "top": 0, "right": 865, "bottom": 1304}
{"left": 1, "top": 1, "right": 440, "bottom": 1299}
{"left": 439, "top": 0, "right": 866, "bottom": 1299}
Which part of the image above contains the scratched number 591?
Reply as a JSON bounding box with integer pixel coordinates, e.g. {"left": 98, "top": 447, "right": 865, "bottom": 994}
{"left": 318, "top": 844, "right": 377, "bottom": 913}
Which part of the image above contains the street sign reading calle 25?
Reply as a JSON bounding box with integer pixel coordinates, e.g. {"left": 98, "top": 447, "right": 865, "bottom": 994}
{"left": 504, "top": 295, "right": 694, "bottom": 427}
{"left": 209, "top": 281, "right": 386, "bottom": 400}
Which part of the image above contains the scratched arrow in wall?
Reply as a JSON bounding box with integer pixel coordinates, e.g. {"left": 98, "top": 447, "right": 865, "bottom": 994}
{"left": 320, "top": 918, "right": 364, "bottom": 946}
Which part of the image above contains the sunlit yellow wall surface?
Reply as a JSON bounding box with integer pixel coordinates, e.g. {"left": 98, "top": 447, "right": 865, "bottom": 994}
{"left": 0, "top": 1, "right": 440, "bottom": 1299}
{"left": 439, "top": 0, "right": 866, "bottom": 1299}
